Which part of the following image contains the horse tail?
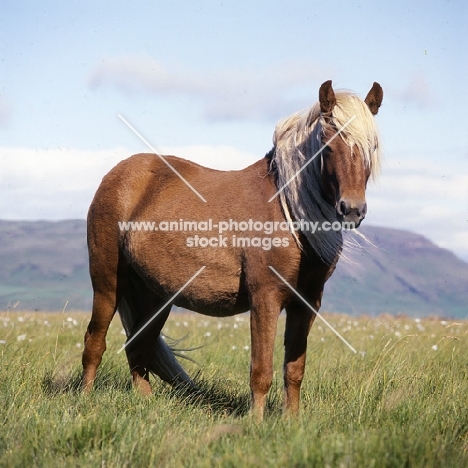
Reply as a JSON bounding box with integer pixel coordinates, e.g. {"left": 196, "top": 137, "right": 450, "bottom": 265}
{"left": 118, "top": 294, "right": 195, "bottom": 389}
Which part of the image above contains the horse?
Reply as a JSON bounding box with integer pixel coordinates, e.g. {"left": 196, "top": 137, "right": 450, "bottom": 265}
{"left": 81, "top": 80, "right": 383, "bottom": 419}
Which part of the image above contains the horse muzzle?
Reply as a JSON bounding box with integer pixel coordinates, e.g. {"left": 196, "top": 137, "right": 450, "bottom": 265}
{"left": 336, "top": 198, "right": 367, "bottom": 228}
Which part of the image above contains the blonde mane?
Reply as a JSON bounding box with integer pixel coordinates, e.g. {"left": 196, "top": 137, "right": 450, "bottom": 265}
{"left": 271, "top": 90, "right": 381, "bottom": 264}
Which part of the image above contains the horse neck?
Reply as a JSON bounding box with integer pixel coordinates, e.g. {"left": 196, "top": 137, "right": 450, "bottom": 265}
{"left": 274, "top": 122, "right": 343, "bottom": 265}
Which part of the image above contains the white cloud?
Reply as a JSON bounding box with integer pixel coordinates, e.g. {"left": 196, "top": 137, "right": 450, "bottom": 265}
{"left": 0, "top": 145, "right": 258, "bottom": 219}
{"left": 0, "top": 147, "right": 129, "bottom": 219}
{"left": 88, "top": 56, "right": 173, "bottom": 93}
{"left": 87, "top": 55, "right": 335, "bottom": 121}
{"left": 162, "top": 145, "right": 258, "bottom": 171}
{"left": 391, "top": 73, "right": 437, "bottom": 109}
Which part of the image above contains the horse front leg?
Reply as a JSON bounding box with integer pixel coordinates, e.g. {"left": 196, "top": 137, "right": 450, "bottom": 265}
{"left": 283, "top": 304, "right": 316, "bottom": 415}
{"left": 249, "top": 294, "right": 281, "bottom": 421}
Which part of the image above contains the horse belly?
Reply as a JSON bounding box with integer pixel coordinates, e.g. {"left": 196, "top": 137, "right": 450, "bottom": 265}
{"left": 124, "top": 230, "right": 249, "bottom": 316}
{"left": 173, "top": 262, "right": 249, "bottom": 316}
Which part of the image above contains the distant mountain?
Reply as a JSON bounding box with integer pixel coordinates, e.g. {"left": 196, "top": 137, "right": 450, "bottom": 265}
{"left": 0, "top": 220, "right": 90, "bottom": 312}
{"left": 0, "top": 220, "right": 466, "bottom": 318}
{"left": 322, "top": 226, "right": 468, "bottom": 318}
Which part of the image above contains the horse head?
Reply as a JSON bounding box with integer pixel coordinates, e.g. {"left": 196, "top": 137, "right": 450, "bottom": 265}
{"left": 318, "top": 80, "right": 383, "bottom": 228}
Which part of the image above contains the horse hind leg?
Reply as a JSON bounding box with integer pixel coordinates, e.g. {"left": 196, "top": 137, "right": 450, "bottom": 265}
{"left": 120, "top": 297, "right": 170, "bottom": 395}
{"left": 82, "top": 289, "right": 117, "bottom": 392}
{"left": 82, "top": 240, "right": 127, "bottom": 392}
{"left": 120, "top": 280, "right": 193, "bottom": 395}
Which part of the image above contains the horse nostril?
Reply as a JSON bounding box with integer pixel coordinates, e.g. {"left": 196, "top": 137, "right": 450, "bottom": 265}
{"left": 360, "top": 202, "right": 368, "bottom": 217}
{"left": 338, "top": 200, "right": 349, "bottom": 216}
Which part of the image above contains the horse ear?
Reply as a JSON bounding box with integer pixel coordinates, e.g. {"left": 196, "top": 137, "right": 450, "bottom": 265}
{"left": 364, "top": 82, "right": 383, "bottom": 115}
{"left": 319, "top": 80, "right": 336, "bottom": 114}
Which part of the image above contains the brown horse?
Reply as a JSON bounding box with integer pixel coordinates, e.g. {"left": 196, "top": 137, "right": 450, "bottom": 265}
{"left": 82, "top": 80, "right": 383, "bottom": 419}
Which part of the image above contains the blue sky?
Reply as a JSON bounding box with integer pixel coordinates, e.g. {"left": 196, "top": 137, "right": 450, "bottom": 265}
{"left": 1, "top": 0, "right": 467, "bottom": 259}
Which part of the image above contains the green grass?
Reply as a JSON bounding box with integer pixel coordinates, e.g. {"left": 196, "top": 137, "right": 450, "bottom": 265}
{"left": 0, "top": 311, "right": 467, "bottom": 467}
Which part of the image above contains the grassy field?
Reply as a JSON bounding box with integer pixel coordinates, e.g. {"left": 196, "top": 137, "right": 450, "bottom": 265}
{"left": 0, "top": 310, "right": 467, "bottom": 467}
